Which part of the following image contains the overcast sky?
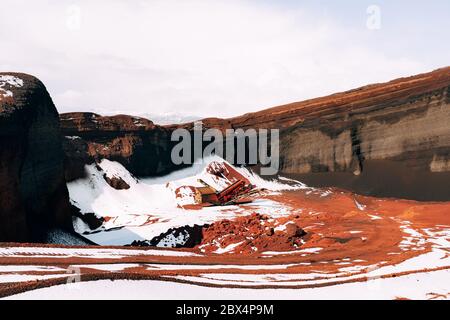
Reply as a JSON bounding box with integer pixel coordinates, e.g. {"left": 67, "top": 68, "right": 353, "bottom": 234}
{"left": 0, "top": 0, "right": 449, "bottom": 118}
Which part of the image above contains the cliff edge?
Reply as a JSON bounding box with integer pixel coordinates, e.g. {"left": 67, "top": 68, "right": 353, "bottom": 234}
{"left": 0, "top": 73, "right": 72, "bottom": 241}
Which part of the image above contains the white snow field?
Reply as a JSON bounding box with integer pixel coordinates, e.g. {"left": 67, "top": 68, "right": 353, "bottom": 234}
{"left": 0, "top": 246, "right": 201, "bottom": 259}
{"left": 6, "top": 269, "right": 449, "bottom": 300}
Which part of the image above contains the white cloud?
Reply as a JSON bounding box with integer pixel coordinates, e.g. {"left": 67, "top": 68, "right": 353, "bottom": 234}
{"left": 0, "top": 0, "right": 434, "bottom": 118}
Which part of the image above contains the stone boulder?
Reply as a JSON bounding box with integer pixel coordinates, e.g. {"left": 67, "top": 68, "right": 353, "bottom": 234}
{"left": 0, "top": 73, "right": 72, "bottom": 241}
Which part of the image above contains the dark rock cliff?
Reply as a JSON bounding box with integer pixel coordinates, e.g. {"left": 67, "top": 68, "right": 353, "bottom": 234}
{"left": 0, "top": 73, "right": 72, "bottom": 241}
{"left": 62, "top": 67, "right": 450, "bottom": 201}
{"left": 169, "top": 67, "right": 450, "bottom": 200}
{"left": 60, "top": 112, "right": 180, "bottom": 181}
{"left": 277, "top": 77, "right": 450, "bottom": 200}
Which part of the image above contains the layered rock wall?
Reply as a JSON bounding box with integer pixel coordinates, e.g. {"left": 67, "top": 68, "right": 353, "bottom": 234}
{"left": 62, "top": 67, "right": 450, "bottom": 200}
{"left": 60, "top": 112, "right": 180, "bottom": 180}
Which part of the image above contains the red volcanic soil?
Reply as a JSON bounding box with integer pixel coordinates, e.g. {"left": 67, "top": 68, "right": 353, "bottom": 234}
{"left": 194, "top": 188, "right": 450, "bottom": 265}
{"left": 199, "top": 213, "right": 307, "bottom": 254}
{"left": 0, "top": 187, "right": 449, "bottom": 298}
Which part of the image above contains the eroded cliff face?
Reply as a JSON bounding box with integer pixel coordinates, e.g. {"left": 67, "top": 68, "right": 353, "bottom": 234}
{"left": 0, "top": 73, "right": 72, "bottom": 241}
{"left": 169, "top": 67, "right": 450, "bottom": 200}
{"left": 277, "top": 71, "right": 449, "bottom": 171}
{"left": 279, "top": 84, "right": 450, "bottom": 200}
{"left": 60, "top": 112, "right": 180, "bottom": 181}
{"left": 62, "top": 67, "right": 450, "bottom": 201}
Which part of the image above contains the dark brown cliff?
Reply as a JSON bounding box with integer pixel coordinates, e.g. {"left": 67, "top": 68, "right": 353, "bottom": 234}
{"left": 60, "top": 112, "right": 180, "bottom": 180}
{"left": 0, "top": 73, "right": 72, "bottom": 241}
{"left": 168, "top": 67, "right": 450, "bottom": 200}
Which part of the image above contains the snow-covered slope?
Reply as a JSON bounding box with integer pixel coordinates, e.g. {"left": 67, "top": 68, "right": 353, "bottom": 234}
{"left": 67, "top": 156, "right": 305, "bottom": 246}
{"left": 7, "top": 267, "right": 450, "bottom": 300}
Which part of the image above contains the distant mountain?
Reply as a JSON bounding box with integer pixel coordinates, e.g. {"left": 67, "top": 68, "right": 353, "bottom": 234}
{"left": 138, "top": 112, "right": 201, "bottom": 125}
{"left": 83, "top": 108, "right": 201, "bottom": 126}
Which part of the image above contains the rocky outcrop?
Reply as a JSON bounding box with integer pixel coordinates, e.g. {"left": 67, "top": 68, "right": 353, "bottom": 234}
{"left": 0, "top": 73, "right": 72, "bottom": 242}
{"left": 60, "top": 112, "right": 181, "bottom": 180}
{"left": 103, "top": 175, "right": 130, "bottom": 190}
{"left": 131, "top": 225, "right": 205, "bottom": 248}
{"left": 199, "top": 213, "right": 307, "bottom": 254}
{"left": 128, "top": 214, "right": 307, "bottom": 251}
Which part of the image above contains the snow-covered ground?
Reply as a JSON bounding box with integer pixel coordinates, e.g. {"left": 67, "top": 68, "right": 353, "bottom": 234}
{"left": 6, "top": 269, "right": 449, "bottom": 300}
{"left": 67, "top": 156, "right": 306, "bottom": 245}
{"left": 1, "top": 224, "right": 447, "bottom": 289}
{"left": 10, "top": 156, "right": 441, "bottom": 300}
{"left": 0, "top": 246, "right": 201, "bottom": 259}
{"left": 45, "top": 229, "right": 92, "bottom": 246}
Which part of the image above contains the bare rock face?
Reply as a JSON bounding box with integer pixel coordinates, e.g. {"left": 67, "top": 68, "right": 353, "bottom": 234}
{"left": 170, "top": 67, "right": 450, "bottom": 201}
{"left": 61, "top": 67, "right": 450, "bottom": 201}
{"left": 60, "top": 112, "right": 180, "bottom": 180}
{"left": 0, "top": 73, "right": 72, "bottom": 241}
{"left": 147, "top": 225, "right": 204, "bottom": 248}
{"left": 275, "top": 68, "right": 450, "bottom": 200}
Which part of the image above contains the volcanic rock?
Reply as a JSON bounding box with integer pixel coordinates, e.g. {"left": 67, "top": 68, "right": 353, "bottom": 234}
{"left": 0, "top": 73, "right": 72, "bottom": 241}
{"left": 60, "top": 112, "right": 181, "bottom": 180}
{"left": 284, "top": 222, "right": 306, "bottom": 238}
{"left": 131, "top": 225, "right": 205, "bottom": 248}
{"left": 103, "top": 174, "right": 130, "bottom": 190}
{"left": 198, "top": 213, "right": 307, "bottom": 254}
{"left": 70, "top": 204, "right": 105, "bottom": 231}
{"left": 170, "top": 67, "right": 450, "bottom": 201}
{"left": 61, "top": 67, "right": 450, "bottom": 200}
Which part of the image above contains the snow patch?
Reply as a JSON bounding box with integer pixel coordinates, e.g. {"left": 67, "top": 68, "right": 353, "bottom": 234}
{"left": 0, "top": 274, "right": 66, "bottom": 284}
{"left": 0, "top": 265, "right": 66, "bottom": 272}
{"left": 0, "top": 75, "right": 23, "bottom": 99}
{"left": 65, "top": 136, "right": 81, "bottom": 140}
{"left": 214, "top": 241, "right": 244, "bottom": 254}
{"left": 155, "top": 230, "right": 190, "bottom": 248}
{"left": 75, "top": 264, "right": 140, "bottom": 272}
{"left": 354, "top": 199, "right": 366, "bottom": 211}
{"left": 0, "top": 246, "right": 201, "bottom": 258}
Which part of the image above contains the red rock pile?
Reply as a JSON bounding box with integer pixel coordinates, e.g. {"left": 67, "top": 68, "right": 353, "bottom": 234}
{"left": 198, "top": 213, "right": 306, "bottom": 254}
